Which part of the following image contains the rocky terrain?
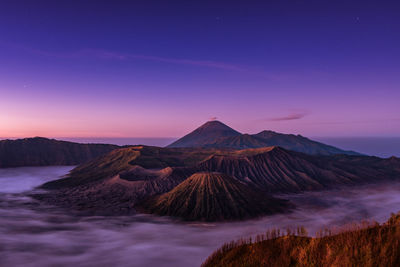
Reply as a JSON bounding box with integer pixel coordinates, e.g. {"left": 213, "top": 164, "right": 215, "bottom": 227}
{"left": 137, "top": 172, "right": 290, "bottom": 221}
{"left": 34, "top": 144, "right": 400, "bottom": 218}
{"left": 22, "top": 121, "right": 400, "bottom": 220}
{"left": 36, "top": 146, "right": 215, "bottom": 215}
{"left": 197, "top": 146, "right": 400, "bottom": 193}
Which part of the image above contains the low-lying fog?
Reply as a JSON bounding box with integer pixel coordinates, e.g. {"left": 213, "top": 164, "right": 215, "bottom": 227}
{"left": 1, "top": 167, "right": 400, "bottom": 267}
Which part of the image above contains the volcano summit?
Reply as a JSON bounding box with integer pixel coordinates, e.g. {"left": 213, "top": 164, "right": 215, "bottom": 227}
{"left": 168, "top": 120, "right": 359, "bottom": 156}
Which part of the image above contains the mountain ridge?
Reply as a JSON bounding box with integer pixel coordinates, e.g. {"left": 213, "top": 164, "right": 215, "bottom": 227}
{"left": 197, "top": 146, "right": 373, "bottom": 192}
{"left": 34, "top": 145, "right": 400, "bottom": 217}
{"left": 168, "top": 121, "right": 360, "bottom": 155}
{"left": 0, "top": 137, "right": 120, "bottom": 168}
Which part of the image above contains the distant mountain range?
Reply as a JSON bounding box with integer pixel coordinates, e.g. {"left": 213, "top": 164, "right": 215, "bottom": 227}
{"left": 11, "top": 121, "right": 399, "bottom": 221}
{"left": 0, "top": 121, "right": 360, "bottom": 168}
{"left": 0, "top": 137, "right": 119, "bottom": 168}
{"left": 168, "top": 120, "right": 360, "bottom": 156}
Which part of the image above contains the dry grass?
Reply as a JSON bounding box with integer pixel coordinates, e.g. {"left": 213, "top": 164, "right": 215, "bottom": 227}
{"left": 202, "top": 212, "right": 400, "bottom": 267}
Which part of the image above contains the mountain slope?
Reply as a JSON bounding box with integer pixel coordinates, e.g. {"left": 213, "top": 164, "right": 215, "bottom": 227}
{"left": 203, "top": 212, "right": 400, "bottom": 267}
{"left": 206, "top": 134, "right": 268, "bottom": 149}
{"left": 36, "top": 146, "right": 215, "bottom": 215}
{"left": 36, "top": 165, "right": 195, "bottom": 216}
{"left": 0, "top": 137, "right": 119, "bottom": 168}
{"left": 41, "top": 145, "right": 218, "bottom": 189}
{"left": 35, "top": 145, "right": 400, "bottom": 216}
{"left": 198, "top": 146, "right": 399, "bottom": 193}
{"left": 167, "top": 120, "right": 241, "bottom": 148}
{"left": 138, "top": 172, "right": 290, "bottom": 221}
{"left": 167, "top": 121, "right": 359, "bottom": 155}
{"left": 207, "top": 130, "right": 359, "bottom": 155}
{"left": 254, "top": 130, "right": 359, "bottom": 155}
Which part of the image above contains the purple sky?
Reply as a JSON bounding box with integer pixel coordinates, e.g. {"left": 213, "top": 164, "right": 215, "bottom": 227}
{"left": 0, "top": 1, "right": 399, "bottom": 138}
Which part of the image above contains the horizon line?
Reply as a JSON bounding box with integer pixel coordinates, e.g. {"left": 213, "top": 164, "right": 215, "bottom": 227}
{"left": 1, "top": 135, "right": 400, "bottom": 140}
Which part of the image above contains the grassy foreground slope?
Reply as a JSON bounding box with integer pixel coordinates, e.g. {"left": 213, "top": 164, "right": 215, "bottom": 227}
{"left": 203, "top": 213, "right": 400, "bottom": 267}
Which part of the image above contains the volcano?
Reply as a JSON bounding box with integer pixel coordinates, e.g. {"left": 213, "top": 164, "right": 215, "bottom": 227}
{"left": 36, "top": 145, "right": 400, "bottom": 216}
{"left": 167, "top": 120, "right": 241, "bottom": 148}
{"left": 168, "top": 121, "right": 359, "bottom": 156}
{"left": 138, "top": 172, "right": 290, "bottom": 221}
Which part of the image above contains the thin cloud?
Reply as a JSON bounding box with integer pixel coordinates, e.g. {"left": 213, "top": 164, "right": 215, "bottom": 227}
{"left": 2, "top": 42, "right": 243, "bottom": 71}
{"left": 267, "top": 111, "right": 309, "bottom": 121}
{"left": 1, "top": 42, "right": 298, "bottom": 80}
{"left": 303, "top": 118, "right": 400, "bottom": 125}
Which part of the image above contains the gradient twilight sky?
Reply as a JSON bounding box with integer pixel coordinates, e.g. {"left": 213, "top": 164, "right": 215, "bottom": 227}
{"left": 0, "top": 1, "right": 399, "bottom": 138}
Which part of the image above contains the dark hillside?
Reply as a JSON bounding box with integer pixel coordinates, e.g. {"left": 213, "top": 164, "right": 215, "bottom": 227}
{"left": 0, "top": 137, "right": 119, "bottom": 168}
